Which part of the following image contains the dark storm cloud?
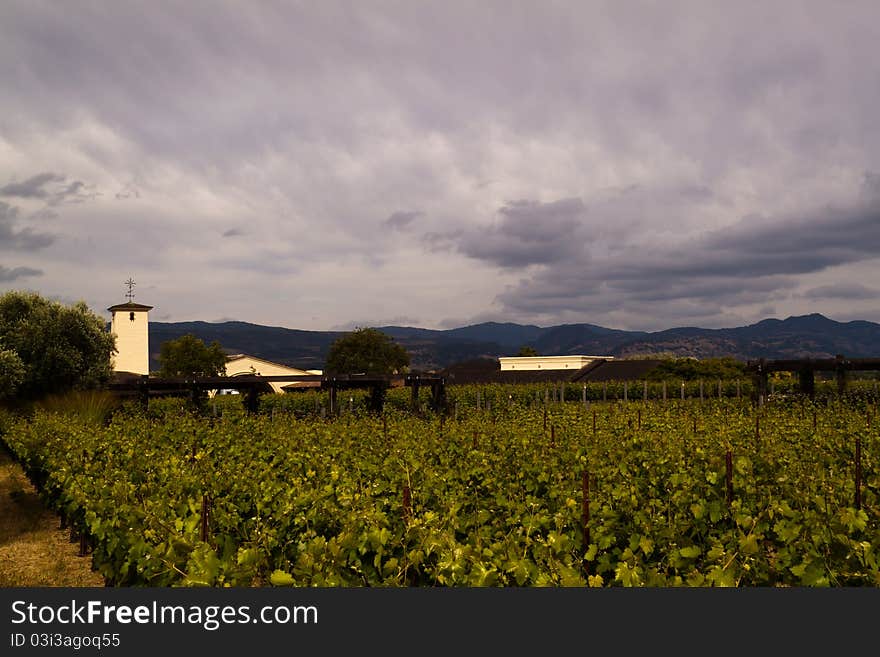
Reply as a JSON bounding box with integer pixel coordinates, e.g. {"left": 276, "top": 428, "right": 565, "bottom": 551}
{"left": 0, "top": 202, "right": 55, "bottom": 251}
{"left": 594, "top": 201, "right": 880, "bottom": 284}
{"left": 0, "top": 173, "right": 95, "bottom": 205}
{"left": 0, "top": 265, "right": 42, "bottom": 282}
{"left": 610, "top": 276, "right": 798, "bottom": 305}
{"left": 493, "top": 180, "right": 880, "bottom": 325}
{"left": 54, "top": 179, "right": 98, "bottom": 204}
{"left": 454, "top": 198, "right": 588, "bottom": 268}
{"left": 2, "top": 3, "right": 880, "bottom": 330}
{"left": 0, "top": 172, "right": 64, "bottom": 199}
{"left": 803, "top": 283, "right": 877, "bottom": 300}
{"left": 385, "top": 211, "right": 422, "bottom": 230}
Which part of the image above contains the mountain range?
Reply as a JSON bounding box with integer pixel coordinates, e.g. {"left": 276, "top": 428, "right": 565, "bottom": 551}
{"left": 147, "top": 313, "right": 880, "bottom": 372}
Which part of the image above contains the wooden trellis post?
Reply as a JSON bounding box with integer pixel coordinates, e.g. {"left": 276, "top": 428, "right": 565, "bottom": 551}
{"left": 402, "top": 485, "right": 412, "bottom": 524}
{"left": 200, "top": 494, "right": 210, "bottom": 543}
{"left": 582, "top": 470, "right": 591, "bottom": 561}
{"left": 725, "top": 449, "right": 733, "bottom": 507}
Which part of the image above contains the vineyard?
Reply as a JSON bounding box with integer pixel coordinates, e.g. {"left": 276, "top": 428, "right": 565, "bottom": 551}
{"left": 2, "top": 382, "right": 878, "bottom": 587}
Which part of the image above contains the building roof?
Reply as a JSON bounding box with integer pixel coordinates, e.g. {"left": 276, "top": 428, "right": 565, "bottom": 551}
{"left": 441, "top": 357, "right": 582, "bottom": 385}
{"left": 441, "top": 357, "right": 665, "bottom": 385}
{"left": 225, "top": 353, "right": 312, "bottom": 373}
{"left": 570, "top": 359, "right": 664, "bottom": 382}
{"left": 107, "top": 301, "right": 154, "bottom": 312}
{"left": 499, "top": 355, "right": 614, "bottom": 371}
{"left": 438, "top": 358, "right": 501, "bottom": 385}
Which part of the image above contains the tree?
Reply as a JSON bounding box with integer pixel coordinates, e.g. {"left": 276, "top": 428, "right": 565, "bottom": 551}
{"left": 645, "top": 356, "right": 747, "bottom": 381}
{"left": 158, "top": 334, "right": 228, "bottom": 378}
{"left": 516, "top": 346, "right": 539, "bottom": 357}
{"left": 325, "top": 327, "right": 410, "bottom": 375}
{"left": 0, "top": 346, "right": 25, "bottom": 400}
{"left": 0, "top": 291, "right": 116, "bottom": 399}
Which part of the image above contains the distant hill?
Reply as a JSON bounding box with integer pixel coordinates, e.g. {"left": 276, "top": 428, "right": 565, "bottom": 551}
{"left": 149, "top": 321, "right": 345, "bottom": 372}
{"left": 147, "top": 313, "right": 880, "bottom": 372}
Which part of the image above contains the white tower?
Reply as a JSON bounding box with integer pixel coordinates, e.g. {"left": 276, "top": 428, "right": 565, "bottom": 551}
{"left": 108, "top": 278, "right": 152, "bottom": 375}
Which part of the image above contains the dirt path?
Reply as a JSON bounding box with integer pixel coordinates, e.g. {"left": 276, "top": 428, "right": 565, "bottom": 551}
{"left": 0, "top": 446, "right": 105, "bottom": 587}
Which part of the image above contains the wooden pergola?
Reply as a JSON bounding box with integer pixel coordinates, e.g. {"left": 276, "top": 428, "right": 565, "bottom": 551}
{"left": 746, "top": 355, "right": 880, "bottom": 399}
{"left": 109, "top": 372, "right": 447, "bottom": 414}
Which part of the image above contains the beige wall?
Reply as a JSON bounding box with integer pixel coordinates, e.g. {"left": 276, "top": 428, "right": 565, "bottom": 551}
{"left": 225, "top": 355, "right": 316, "bottom": 393}
{"left": 110, "top": 310, "right": 150, "bottom": 375}
{"left": 499, "top": 355, "right": 613, "bottom": 371}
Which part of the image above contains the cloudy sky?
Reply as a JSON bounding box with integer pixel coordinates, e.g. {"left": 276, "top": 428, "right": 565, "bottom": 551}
{"left": 2, "top": 1, "right": 879, "bottom": 332}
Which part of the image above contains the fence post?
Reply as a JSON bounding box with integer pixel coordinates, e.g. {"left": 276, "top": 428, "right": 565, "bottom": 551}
{"left": 582, "top": 470, "right": 591, "bottom": 571}
{"left": 725, "top": 449, "right": 733, "bottom": 507}
{"left": 329, "top": 382, "right": 338, "bottom": 415}
{"left": 411, "top": 377, "right": 421, "bottom": 413}
{"left": 855, "top": 436, "right": 862, "bottom": 510}
{"left": 402, "top": 485, "right": 412, "bottom": 524}
{"left": 200, "top": 494, "right": 210, "bottom": 543}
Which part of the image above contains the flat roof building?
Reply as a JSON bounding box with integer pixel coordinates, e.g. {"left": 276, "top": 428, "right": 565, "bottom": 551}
{"left": 498, "top": 355, "right": 614, "bottom": 371}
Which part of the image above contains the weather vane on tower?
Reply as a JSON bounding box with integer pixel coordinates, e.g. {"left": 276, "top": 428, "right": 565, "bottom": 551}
{"left": 125, "top": 277, "right": 136, "bottom": 302}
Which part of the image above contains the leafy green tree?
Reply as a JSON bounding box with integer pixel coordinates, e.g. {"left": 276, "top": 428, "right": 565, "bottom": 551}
{"left": 0, "top": 346, "right": 25, "bottom": 400}
{"left": 325, "top": 327, "right": 410, "bottom": 375}
{"left": 516, "top": 346, "right": 539, "bottom": 357}
{"left": 158, "top": 334, "right": 228, "bottom": 377}
{"left": 0, "top": 291, "right": 116, "bottom": 399}
{"left": 646, "top": 356, "right": 747, "bottom": 381}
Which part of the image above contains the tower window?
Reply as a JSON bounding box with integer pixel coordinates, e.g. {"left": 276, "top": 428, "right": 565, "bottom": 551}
{"left": 129, "top": 312, "right": 135, "bottom": 321}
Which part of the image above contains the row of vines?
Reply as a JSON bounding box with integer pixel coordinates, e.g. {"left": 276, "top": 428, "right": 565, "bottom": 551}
{"left": 255, "top": 378, "right": 880, "bottom": 417}
{"left": 2, "top": 390, "right": 878, "bottom": 586}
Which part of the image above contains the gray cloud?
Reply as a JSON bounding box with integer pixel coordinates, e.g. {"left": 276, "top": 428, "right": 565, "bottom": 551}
{"left": 422, "top": 229, "right": 463, "bottom": 253}
{"left": 493, "top": 179, "right": 880, "bottom": 328}
{"left": 0, "top": 265, "right": 42, "bottom": 282}
{"left": 1, "top": 4, "right": 879, "bottom": 331}
{"left": 453, "top": 197, "right": 588, "bottom": 268}
{"left": 331, "top": 316, "right": 423, "bottom": 331}
{"left": 0, "top": 172, "right": 65, "bottom": 199}
{"left": 115, "top": 182, "right": 141, "bottom": 200}
{"left": 0, "top": 202, "right": 55, "bottom": 251}
{"left": 28, "top": 208, "right": 59, "bottom": 221}
{"left": 54, "top": 179, "right": 99, "bottom": 205}
{"left": 385, "top": 210, "right": 422, "bottom": 230}
{"left": 803, "top": 283, "right": 877, "bottom": 300}
{"left": 0, "top": 172, "right": 95, "bottom": 205}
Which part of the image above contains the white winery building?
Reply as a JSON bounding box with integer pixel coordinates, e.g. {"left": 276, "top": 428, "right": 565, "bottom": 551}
{"left": 498, "top": 355, "right": 614, "bottom": 372}
{"left": 108, "top": 300, "right": 153, "bottom": 375}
